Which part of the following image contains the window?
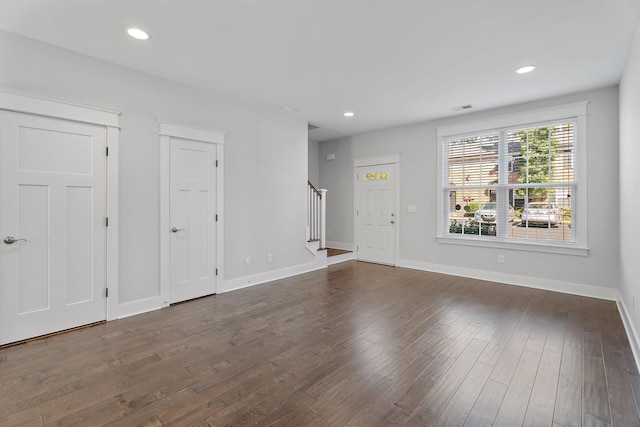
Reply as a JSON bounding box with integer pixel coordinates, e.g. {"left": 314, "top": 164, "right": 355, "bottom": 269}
{"left": 437, "top": 102, "right": 588, "bottom": 254}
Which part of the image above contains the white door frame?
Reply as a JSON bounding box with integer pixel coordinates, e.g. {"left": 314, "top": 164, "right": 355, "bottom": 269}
{"left": 0, "top": 91, "right": 120, "bottom": 321}
{"left": 159, "top": 121, "right": 224, "bottom": 306}
{"left": 353, "top": 155, "right": 400, "bottom": 266}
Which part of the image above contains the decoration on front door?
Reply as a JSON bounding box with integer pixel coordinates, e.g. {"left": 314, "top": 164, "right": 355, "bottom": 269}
{"left": 365, "top": 172, "right": 388, "bottom": 180}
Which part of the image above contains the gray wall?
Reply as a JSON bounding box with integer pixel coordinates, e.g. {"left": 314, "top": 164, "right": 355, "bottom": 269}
{"left": 320, "top": 86, "right": 620, "bottom": 292}
{"left": 0, "top": 30, "right": 312, "bottom": 309}
{"left": 308, "top": 139, "right": 320, "bottom": 185}
{"left": 619, "top": 22, "right": 640, "bottom": 337}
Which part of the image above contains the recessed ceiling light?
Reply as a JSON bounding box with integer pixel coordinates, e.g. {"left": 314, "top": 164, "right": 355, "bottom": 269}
{"left": 280, "top": 106, "right": 297, "bottom": 112}
{"left": 344, "top": 112, "right": 355, "bottom": 117}
{"left": 516, "top": 65, "right": 536, "bottom": 74}
{"left": 127, "top": 28, "right": 150, "bottom": 40}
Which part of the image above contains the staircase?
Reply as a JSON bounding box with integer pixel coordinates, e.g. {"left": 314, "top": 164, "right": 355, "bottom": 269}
{"left": 307, "top": 181, "right": 327, "bottom": 254}
{"left": 306, "top": 182, "right": 353, "bottom": 266}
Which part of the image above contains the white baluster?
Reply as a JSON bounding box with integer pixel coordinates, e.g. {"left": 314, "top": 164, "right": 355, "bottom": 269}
{"left": 320, "top": 189, "right": 327, "bottom": 249}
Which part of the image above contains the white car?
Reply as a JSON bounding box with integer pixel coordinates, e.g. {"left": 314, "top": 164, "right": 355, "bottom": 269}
{"left": 474, "top": 203, "right": 515, "bottom": 222}
{"left": 521, "top": 203, "right": 561, "bottom": 226}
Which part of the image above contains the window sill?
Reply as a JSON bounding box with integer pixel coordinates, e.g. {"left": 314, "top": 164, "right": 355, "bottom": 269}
{"left": 437, "top": 235, "right": 589, "bottom": 256}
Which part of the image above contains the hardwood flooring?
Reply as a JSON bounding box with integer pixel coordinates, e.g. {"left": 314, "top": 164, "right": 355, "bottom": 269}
{"left": 1, "top": 261, "right": 639, "bottom": 426}
{"left": 326, "top": 248, "right": 352, "bottom": 257}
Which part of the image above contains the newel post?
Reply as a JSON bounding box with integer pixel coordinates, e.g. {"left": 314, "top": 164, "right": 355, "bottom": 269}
{"left": 319, "top": 189, "right": 328, "bottom": 249}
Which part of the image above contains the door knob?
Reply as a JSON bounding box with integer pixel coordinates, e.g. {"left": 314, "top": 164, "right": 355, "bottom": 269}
{"left": 4, "top": 236, "right": 27, "bottom": 244}
{"left": 171, "top": 227, "right": 185, "bottom": 233}
{"left": 390, "top": 220, "right": 395, "bottom": 224}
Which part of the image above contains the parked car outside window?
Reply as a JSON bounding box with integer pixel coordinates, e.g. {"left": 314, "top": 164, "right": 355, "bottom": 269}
{"left": 474, "top": 203, "right": 515, "bottom": 223}
{"left": 521, "top": 202, "right": 561, "bottom": 226}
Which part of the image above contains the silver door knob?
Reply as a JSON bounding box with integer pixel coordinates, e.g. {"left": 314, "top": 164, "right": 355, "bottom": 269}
{"left": 4, "top": 236, "right": 27, "bottom": 244}
{"left": 171, "top": 227, "right": 185, "bottom": 233}
{"left": 390, "top": 220, "right": 395, "bottom": 224}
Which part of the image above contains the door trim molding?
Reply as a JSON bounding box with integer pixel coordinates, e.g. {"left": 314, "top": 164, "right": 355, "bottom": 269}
{"left": 353, "top": 155, "right": 400, "bottom": 168}
{"left": 159, "top": 121, "right": 224, "bottom": 307}
{"left": 353, "top": 156, "right": 400, "bottom": 266}
{"left": 0, "top": 91, "right": 120, "bottom": 322}
{"left": 0, "top": 91, "right": 120, "bottom": 127}
{"left": 160, "top": 121, "right": 225, "bottom": 144}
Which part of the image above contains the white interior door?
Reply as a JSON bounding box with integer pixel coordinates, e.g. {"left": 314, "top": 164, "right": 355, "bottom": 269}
{"left": 0, "top": 111, "right": 107, "bottom": 345}
{"left": 169, "top": 138, "right": 217, "bottom": 303}
{"left": 356, "top": 164, "right": 397, "bottom": 265}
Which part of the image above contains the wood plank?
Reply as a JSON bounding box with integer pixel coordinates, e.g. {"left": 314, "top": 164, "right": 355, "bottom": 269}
{"left": 523, "top": 350, "right": 562, "bottom": 427}
{"left": 553, "top": 346, "right": 582, "bottom": 427}
{"left": 420, "top": 338, "right": 488, "bottom": 414}
{"left": 524, "top": 320, "right": 550, "bottom": 354}
{"left": 394, "top": 353, "right": 455, "bottom": 413}
{"left": 0, "top": 261, "right": 637, "bottom": 426}
{"left": 403, "top": 406, "right": 439, "bottom": 427}
{"left": 432, "top": 361, "right": 493, "bottom": 426}
{"left": 374, "top": 404, "right": 411, "bottom": 426}
{"left": 314, "top": 374, "right": 393, "bottom": 426}
{"left": 343, "top": 352, "right": 436, "bottom": 426}
{"left": 489, "top": 326, "right": 531, "bottom": 385}
{"left": 493, "top": 350, "right": 541, "bottom": 427}
{"left": 464, "top": 379, "right": 508, "bottom": 427}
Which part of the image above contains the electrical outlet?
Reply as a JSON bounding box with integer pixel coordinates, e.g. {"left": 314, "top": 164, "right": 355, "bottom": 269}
{"left": 267, "top": 254, "right": 273, "bottom": 263}
{"left": 245, "top": 256, "right": 251, "bottom": 267}
{"left": 498, "top": 255, "right": 504, "bottom": 264}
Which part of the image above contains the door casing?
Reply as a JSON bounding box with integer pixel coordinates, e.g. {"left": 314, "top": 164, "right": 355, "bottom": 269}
{"left": 159, "top": 122, "right": 224, "bottom": 306}
{"left": 353, "top": 155, "right": 400, "bottom": 266}
{"left": 0, "top": 91, "right": 120, "bottom": 323}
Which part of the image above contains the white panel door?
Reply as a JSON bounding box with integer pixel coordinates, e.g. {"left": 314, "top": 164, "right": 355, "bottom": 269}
{"left": 356, "top": 165, "right": 397, "bottom": 265}
{"left": 0, "top": 111, "right": 107, "bottom": 345}
{"left": 169, "top": 138, "right": 217, "bottom": 303}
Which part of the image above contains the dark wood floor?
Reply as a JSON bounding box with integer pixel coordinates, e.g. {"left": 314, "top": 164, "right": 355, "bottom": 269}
{"left": 1, "top": 261, "right": 639, "bottom": 426}
{"left": 327, "top": 248, "right": 352, "bottom": 257}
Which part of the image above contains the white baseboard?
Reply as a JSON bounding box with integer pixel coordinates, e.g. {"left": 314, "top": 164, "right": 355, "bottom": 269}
{"left": 114, "top": 258, "right": 330, "bottom": 318}
{"left": 326, "top": 241, "right": 355, "bottom": 251}
{"left": 398, "top": 258, "right": 618, "bottom": 301}
{"left": 221, "top": 261, "right": 327, "bottom": 294}
{"left": 617, "top": 294, "right": 640, "bottom": 373}
{"left": 115, "top": 296, "right": 167, "bottom": 320}
{"left": 327, "top": 252, "right": 355, "bottom": 265}
{"left": 306, "top": 239, "right": 320, "bottom": 255}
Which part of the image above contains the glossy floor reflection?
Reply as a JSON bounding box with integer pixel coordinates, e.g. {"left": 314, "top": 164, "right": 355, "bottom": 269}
{"left": 1, "top": 261, "right": 637, "bottom": 426}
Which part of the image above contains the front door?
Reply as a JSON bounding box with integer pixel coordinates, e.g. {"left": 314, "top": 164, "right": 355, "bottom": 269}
{"left": 169, "top": 138, "right": 217, "bottom": 303}
{"left": 356, "top": 164, "right": 397, "bottom": 265}
{"left": 0, "top": 111, "right": 107, "bottom": 345}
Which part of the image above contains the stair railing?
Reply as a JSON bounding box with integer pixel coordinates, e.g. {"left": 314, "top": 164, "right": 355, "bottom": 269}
{"left": 307, "top": 181, "right": 327, "bottom": 249}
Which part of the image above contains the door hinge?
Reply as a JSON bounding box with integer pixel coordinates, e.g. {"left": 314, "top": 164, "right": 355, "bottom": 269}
{"left": 215, "top": 214, "right": 218, "bottom": 222}
{"left": 215, "top": 268, "right": 219, "bottom": 276}
{"left": 105, "top": 288, "right": 109, "bottom": 298}
{"left": 106, "top": 217, "right": 109, "bottom": 227}
{"left": 106, "top": 146, "right": 109, "bottom": 157}
{"left": 216, "top": 159, "right": 219, "bottom": 167}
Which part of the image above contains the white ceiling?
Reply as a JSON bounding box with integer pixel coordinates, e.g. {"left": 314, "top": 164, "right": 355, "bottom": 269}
{"left": 1, "top": 0, "right": 639, "bottom": 141}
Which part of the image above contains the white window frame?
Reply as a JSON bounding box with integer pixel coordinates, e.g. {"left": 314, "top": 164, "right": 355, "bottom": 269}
{"left": 436, "top": 101, "right": 589, "bottom": 256}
